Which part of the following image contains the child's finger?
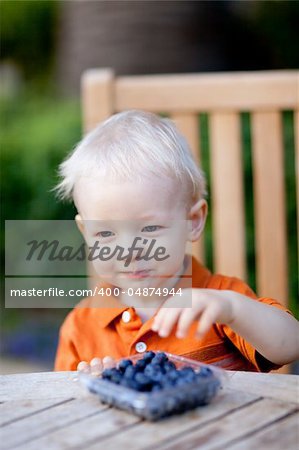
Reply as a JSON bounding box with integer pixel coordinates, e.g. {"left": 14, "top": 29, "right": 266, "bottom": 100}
{"left": 151, "top": 308, "right": 168, "bottom": 332}
{"left": 155, "top": 308, "right": 183, "bottom": 337}
{"left": 90, "top": 357, "right": 103, "bottom": 375}
{"left": 151, "top": 289, "right": 192, "bottom": 335}
{"left": 77, "top": 361, "right": 90, "bottom": 373}
{"left": 102, "top": 356, "right": 116, "bottom": 369}
{"left": 196, "top": 305, "right": 218, "bottom": 338}
{"left": 151, "top": 294, "right": 182, "bottom": 332}
{"left": 176, "top": 306, "right": 204, "bottom": 338}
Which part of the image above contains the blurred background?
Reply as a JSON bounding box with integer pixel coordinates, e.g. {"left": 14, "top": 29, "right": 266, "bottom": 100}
{"left": 0, "top": 0, "right": 298, "bottom": 374}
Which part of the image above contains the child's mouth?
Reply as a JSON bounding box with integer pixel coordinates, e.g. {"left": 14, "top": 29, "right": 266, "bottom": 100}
{"left": 119, "top": 270, "right": 152, "bottom": 279}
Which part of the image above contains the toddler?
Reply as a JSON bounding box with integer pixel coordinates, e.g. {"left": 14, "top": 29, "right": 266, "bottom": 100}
{"left": 54, "top": 110, "right": 298, "bottom": 373}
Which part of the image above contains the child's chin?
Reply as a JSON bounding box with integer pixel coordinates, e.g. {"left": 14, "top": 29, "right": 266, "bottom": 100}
{"left": 116, "top": 277, "right": 159, "bottom": 290}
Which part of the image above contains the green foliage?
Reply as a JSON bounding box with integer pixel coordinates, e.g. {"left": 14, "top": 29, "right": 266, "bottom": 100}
{"left": 0, "top": 0, "right": 58, "bottom": 82}
{"left": 0, "top": 93, "right": 80, "bottom": 220}
{"left": 0, "top": 93, "right": 80, "bottom": 331}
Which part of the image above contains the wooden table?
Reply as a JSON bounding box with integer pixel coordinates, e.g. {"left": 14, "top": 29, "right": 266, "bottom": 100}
{"left": 0, "top": 370, "right": 298, "bottom": 449}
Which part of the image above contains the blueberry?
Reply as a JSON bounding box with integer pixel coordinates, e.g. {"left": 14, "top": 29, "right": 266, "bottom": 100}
{"left": 135, "top": 373, "right": 152, "bottom": 391}
{"left": 102, "top": 367, "right": 119, "bottom": 380}
{"left": 155, "top": 363, "right": 166, "bottom": 373}
{"left": 144, "top": 363, "right": 159, "bottom": 375}
{"left": 110, "top": 372, "right": 122, "bottom": 384}
{"left": 144, "top": 363, "right": 165, "bottom": 380}
{"left": 198, "top": 367, "right": 213, "bottom": 378}
{"left": 119, "top": 378, "right": 129, "bottom": 387}
{"left": 124, "top": 365, "right": 138, "bottom": 379}
{"left": 151, "top": 383, "right": 163, "bottom": 392}
{"left": 166, "top": 370, "right": 179, "bottom": 382}
{"left": 180, "top": 366, "right": 195, "bottom": 375}
{"left": 164, "top": 361, "right": 176, "bottom": 372}
{"left": 135, "top": 372, "right": 150, "bottom": 383}
{"left": 142, "top": 351, "right": 156, "bottom": 363}
{"left": 146, "top": 371, "right": 163, "bottom": 384}
{"left": 176, "top": 377, "right": 188, "bottom": 386}
{"left": 179, "top": 366, "right": 197, "bottom": 382}
{"left": 161, "top": 379, "right": 176, "bottom": 389}
{"left": 120, "top": 378, "right": 140, "bottom": 390}
{"left": 149, "top": 356, "right": 160, "bottom": 366}
{"left": 135, "top": 359, "right": 147, "bottom": 371}
{"left": 151, "top": 352, "right": 168, "bottom": 365}
{"left": 101, "top": 368, "right": 115, "bottom": 380}
{"left": 118, "top": 359, "right": 133, "bottom": 373}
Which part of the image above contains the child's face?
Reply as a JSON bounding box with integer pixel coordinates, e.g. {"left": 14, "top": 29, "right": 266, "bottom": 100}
{"left": 74, "top": 175, "right": 206, "bottom": 291}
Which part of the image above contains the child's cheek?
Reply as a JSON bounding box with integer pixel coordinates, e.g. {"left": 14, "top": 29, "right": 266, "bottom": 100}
{"left": 91, "top": 259, "right": 115, "bottom": 278}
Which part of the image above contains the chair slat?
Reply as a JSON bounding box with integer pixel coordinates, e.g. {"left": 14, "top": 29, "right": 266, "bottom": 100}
{"left": 115, "top": 71, "right": 298, "bottom": 112}
{"left": 82, "top": 69, "right": 114, "bottom": 133}
{"left": 170, "top": 113, "right": 204, "bottom": 263}
{"left": 209, "top": 112, "right": 246, "bottom": 280}
{"left": 251, "top": 112, "right": 288, "bottom": 304}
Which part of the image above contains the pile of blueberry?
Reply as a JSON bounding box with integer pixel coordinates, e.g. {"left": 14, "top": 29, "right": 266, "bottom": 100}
{"left": 85, "top": 351, "right": 221, "bottom": 420}
{"left": 101, "top": 351, "right": 214, "bottom": 393}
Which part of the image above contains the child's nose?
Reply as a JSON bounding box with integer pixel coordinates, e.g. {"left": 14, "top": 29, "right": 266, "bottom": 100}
{"left": 118, "top": 234, "right": 138, "bottom": 251}
{"left": 117, "top": 235, "right": 148, "bottom": 265}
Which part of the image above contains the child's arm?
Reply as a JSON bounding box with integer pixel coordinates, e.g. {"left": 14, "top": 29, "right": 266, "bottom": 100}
{"left": 151, "top": 289, "right": 299, "bottom": 366}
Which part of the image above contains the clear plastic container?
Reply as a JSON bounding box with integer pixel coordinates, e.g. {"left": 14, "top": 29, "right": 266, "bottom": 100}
{"left": 79, "top": 352, "right": 227, "bottom": 421}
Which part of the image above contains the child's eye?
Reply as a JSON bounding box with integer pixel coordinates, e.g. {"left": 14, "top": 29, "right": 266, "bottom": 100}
{"left": 142, "top": 225, "right": 163, "bottom": 232}
{"left": 96, "top": 231, "right": 115, "bottom": 238}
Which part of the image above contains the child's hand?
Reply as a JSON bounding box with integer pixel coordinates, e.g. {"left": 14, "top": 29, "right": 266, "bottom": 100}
{"left": 151, "top": 289, "right": 235, "bottom": 339}
{"left": 77, "top": 356, "right": 116, "bottom": 375}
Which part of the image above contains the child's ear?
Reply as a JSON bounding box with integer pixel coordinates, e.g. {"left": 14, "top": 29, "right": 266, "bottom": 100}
{"left": 187, "top": 199, "right": 208, "bottom": 242}
{"left": 75, "top": 214, "right": 85, "bottom": 235}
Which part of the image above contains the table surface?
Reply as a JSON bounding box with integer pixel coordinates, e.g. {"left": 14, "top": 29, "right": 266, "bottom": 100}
{"left": 0, "top": 370, "right": 298, "bottom": 450}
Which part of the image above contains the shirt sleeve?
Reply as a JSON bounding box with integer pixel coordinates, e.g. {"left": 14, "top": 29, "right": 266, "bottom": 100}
{"left": 210, "top": 275, "right": 293, "bottom": 372}
{"left": 54, "top": 312, "right": 81, "bottom": 371}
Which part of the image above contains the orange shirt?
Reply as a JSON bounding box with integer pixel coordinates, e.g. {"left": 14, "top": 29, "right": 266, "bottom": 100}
{"left": 54, "top": 256, "right": 291, "bottom": 372}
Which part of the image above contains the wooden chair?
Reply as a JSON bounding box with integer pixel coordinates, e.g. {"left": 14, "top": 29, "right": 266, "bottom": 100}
{"left": 82, "top": 69, "right": 299, "bottom": 372}
{"left": 81, "top": 69, "right": 298, "bottom": 372}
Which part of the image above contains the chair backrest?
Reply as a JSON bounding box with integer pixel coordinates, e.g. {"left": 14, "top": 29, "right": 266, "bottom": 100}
{"left": 81, "top": 69, "right": 299, "bottom": 308}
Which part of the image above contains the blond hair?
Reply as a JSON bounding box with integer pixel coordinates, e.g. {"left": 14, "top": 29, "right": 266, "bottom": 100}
{"left": 55, "top": 110, "right": 206, "bottom": 204}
